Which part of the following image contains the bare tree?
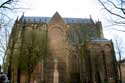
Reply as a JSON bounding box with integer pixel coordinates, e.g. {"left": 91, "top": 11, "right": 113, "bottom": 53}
{"left": 5, "top": 20, "right": 19, "bottom": 82}
{"left": 0, "top": 0, "right": 25, "bottom": 64}
{"left": 113, "top": 34, "right": 124, "bottom": 82}
{"left": 0, "top": 16, "right": 13, "bottom": 65}
{"left": 0, "top": 27, "right": 10, "bottom": 65}
{"left": 98, "top": 0, "right": 125, "bottom": 33}
{"left": 98, "top": 0, "right": 125, "bottom": 24}
{"left": 0, "top": 0, "right": 17, "bottom": 9}
{"left": 98, "top": 1, "right": 125, "bottom": 81}
{"left": 0, "top": 0, "right": 19, "bottom": 25}
{"left": 19, "top": 26, "right": 48, "bottom": 83}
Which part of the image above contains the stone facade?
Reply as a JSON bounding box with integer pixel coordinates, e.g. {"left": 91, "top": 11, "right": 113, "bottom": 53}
{"left": 82, "top": 39, "right": 119, "bottom": 83}
{"left": 6, "top": 12, "right": 119, "bottom": 83}
{"left": 121, "top": 62, "right": 125, "bottom": 82}
{"left": 119, "top": 60, "right": 125, "bottom": 82}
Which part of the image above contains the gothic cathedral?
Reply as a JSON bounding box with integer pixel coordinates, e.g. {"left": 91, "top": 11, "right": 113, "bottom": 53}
{"left": 5, "top": 12, "right": 119, "bottom": 83}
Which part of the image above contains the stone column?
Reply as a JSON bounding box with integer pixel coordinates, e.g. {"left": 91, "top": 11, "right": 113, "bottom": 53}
{"left": 41, "top": 59, "right": 44, "bottom": 83}
{"left": 53, "top": 59, "right": 59, "bottom": 83}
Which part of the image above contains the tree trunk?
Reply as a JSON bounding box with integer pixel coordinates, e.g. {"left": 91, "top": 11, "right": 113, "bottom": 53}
{"left": 118, "top": 63, "right": 122, "bottom": 83}
{"left": 118, "top": 51, "right": 122, "bottom": 83}
{"left": 102, "top": 51, "right": 108, "bottom": 82}
{"left": 17, "top": 66, "right": 21, "bottom": 83}
{"left": 27, "top": 71, "right": 31, "bottom": 83}
{"left": 87, "top": 50, "right": 93, "bottom": 83}
{"left": 7, "top": 64, "right": 11, "bottom": 82}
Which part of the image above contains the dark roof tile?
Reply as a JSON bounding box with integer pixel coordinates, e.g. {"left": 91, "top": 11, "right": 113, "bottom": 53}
{"left": 20, "top": 16, "right": 93, "bottom": 24}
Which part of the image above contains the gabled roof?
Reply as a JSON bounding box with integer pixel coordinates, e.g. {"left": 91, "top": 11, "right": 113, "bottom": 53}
{"left": 48, "top": 12, "right": 65, "bottom": 24}
{"left": 19, "top": 12, "right": 94, "bottom": 24}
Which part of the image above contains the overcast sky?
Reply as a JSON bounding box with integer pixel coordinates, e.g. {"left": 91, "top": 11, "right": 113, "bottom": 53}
{"left": 23, "top": 0, "right": 100, "bottom": 18}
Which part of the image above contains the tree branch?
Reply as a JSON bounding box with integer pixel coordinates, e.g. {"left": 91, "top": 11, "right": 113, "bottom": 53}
{"left": 111, "top": 28, "right": 125, "bottom": 32}
{"left": 0, "top": 0, "right": 14, "bottom": 9}
{"left": 107, "top": 0, "right": 125, "bottom": 15}
{"left": 121, "top": 0, "right": 125, "bottom": 14}
{"left": 98, "top": 0, "right": 125, "bottom": 19}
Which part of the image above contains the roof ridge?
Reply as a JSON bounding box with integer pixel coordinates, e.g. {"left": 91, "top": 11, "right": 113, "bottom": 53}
{"left": 23, "top": 16, "right": 90, "bottom": 19}
{"left": 20, "top": 16, "right": 93, "bottom": 24}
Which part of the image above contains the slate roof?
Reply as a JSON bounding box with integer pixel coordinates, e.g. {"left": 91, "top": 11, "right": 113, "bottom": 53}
{"left": 90, "top": 38, "right": 110, "bottom": 42}
{"left": 20, "top": 16, "right": 93, "bottom": 24}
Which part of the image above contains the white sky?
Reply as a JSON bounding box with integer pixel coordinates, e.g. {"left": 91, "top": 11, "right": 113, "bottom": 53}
{"left": 23, "top": 0, "right": 101, "bottom": 18}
